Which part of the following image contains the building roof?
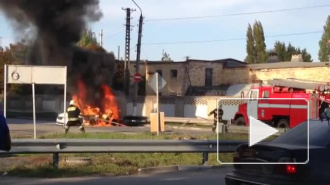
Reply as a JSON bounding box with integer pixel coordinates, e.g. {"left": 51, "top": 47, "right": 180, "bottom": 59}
{"left": 249, "top": 61, "right": 330, "bottom": 70}
{"left": 203, "top": 58, "right": 247, "bottom": 68}
{"left": 117, "top": 59, "right": 330, "bottom": 70}
{"left": 117, "top": 58, "right": 246, "bottom": 68}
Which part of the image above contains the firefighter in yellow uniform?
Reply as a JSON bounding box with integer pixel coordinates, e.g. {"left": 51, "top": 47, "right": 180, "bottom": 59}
{"left": 208, "top": 105, "right": 224, "bottom": 132}
{"left": 64, "top": 100, "right": 85, "bottom": 134}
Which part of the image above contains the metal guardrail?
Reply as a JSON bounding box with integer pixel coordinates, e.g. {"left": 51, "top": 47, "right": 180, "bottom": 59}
{"left": 0, "top": 139, "right": 245, "bottom": 169}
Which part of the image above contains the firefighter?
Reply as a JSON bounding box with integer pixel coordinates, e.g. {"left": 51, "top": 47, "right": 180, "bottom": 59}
{"left": 321, "top": 104, "right": 330, "bottom": 124}
{"left": 64, "top": 100, "right": 85, "bottom": 134}
{"left": 208, "top": 106, "right": 224, "bottom": 132}
{"left": 319, "top": 95, "right": 329, "bottom": 120}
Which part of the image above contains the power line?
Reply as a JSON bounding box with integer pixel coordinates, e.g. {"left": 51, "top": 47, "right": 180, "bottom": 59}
{"left": 145, "top": 4, "right": 330, "bottom": 22}
{"left": 143, "top": 31, "right": 322, "bottom": 45}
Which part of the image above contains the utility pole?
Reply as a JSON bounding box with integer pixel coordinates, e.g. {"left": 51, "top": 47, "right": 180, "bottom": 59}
{"left": 132, "top": 0, "right": 144, "bottom": 116}
{"left": 122, "top": 7, "right": 135, "bottom": 96}
{"left": 99, "top": 29, "right": 103, "bottom": 47}
{"left": 117, "top": 45, "right": 120, "bottom": 60}
{"left": 0, "top": 37, "right": 3, "bottom": 51}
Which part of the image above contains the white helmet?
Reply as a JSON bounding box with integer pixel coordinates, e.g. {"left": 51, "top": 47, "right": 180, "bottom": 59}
{"left": 70, "top": 100, "right": 75, "bottom": 106}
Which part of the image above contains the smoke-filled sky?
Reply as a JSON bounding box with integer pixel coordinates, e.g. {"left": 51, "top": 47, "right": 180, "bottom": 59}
{"left": 0, "top": 0, "right": 117, "bottom": 108}
{"left": 0, "top": 0, "right": 330, "bottom": 62}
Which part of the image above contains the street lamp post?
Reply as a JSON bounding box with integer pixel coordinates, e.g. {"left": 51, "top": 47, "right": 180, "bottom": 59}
{"left": 132, "top": 0, "right": 144, "bottom": 116}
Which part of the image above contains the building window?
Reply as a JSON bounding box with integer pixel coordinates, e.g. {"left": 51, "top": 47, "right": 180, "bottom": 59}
{"left": 205, "top": 68, "right": 213, "bottom": 87}
{"left": 171, "top": 70, "right": 178, "bottom": 78}
{"left": 155, "top": 70, "right": 162, "bottom": 76}
{"left": 262, "top": 91, "right": 270, "bottom": 98}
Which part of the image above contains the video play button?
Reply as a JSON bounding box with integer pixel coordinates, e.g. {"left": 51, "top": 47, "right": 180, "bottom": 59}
{"left": 249, "top": 116, "right": 278, "bottom": 147}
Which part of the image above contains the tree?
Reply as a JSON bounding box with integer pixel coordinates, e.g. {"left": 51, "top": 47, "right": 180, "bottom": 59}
{"left": 245, "top": 21, "right": 267, "bottom": 63}
{"left": 161, "top": 52, "right": 172, "bottom": 62}
{"left": 286, "top": 43, "right": 296, "bottom": 61}
{"left": 77, "top": 28, "right": 98, "bottom": 48}
{"left": 253, "top": 21, "right": 267, "bottom": 63}
{"left": 268, "top": 41, "right": 313, "bottom": 62}
{"left": 77, "top": 28, "right": 111, "bottom": 54}
{"left": 274, "top": 41, "right": 286, "bottom": 61}
{"left": 0, "top": 40, "right": 30, "bottom": 94}
{"left": 246, "top": 24, "right": 255, "bottom": 63}
{"left": 301, "top": 48, "right": 312, "bottom": 62}
{"left": 319, "top": 16, "right": 330, "bottom": 62}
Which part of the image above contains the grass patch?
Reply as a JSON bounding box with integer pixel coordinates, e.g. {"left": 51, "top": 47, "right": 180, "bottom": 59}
{"left": 4, "top": 132, "right": 247, "bottom": 177}
{"left": 1, "top": 153, "right": 231, "bottom": 178}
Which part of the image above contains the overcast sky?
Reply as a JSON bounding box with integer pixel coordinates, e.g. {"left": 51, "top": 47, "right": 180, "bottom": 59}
{"left": 0, "top": 0, "right": 330, "bottom": 62}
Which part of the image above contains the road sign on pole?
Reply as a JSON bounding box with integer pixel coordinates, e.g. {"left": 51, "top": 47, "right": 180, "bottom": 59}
{"left": 134, "top": 73, "right": 142, "bottom": 82}
{"left": 148, "top": 73, "right": 166, "bottom": 93}
{"left": 148, "top": 73, "right": 166, "bottom": 135}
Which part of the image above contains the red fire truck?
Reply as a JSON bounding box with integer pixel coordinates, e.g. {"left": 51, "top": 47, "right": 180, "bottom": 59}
{"left": 233, "top": 79, "right": 330, "bottom": 128}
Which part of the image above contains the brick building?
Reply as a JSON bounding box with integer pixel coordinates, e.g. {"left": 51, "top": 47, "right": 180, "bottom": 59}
{"left": 124, "top": 58, "right": 246, "bottom": 96}
{"left": 119, "top": 55, "right": 330, "bottom": 97}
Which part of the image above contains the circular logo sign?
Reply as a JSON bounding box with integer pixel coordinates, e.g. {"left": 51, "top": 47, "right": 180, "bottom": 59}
{"left": 11, "top": 72, "right": 20, "bottom": 80}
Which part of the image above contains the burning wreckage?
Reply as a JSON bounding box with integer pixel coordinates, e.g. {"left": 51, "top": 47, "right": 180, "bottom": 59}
{"left": 0, "top": 0, "right": 126, "bottom": 126}
{"left": 57, "top": 80, "right": 123, "bottom": 127}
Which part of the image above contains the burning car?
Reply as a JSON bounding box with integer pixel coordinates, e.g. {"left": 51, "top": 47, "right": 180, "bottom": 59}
{"left": 56, "top": 113, "right": 83, "bottom": 126}
{"left": 67, "top": 81, "right": 122, "bottom": 126}
{"left": 56, "top": 112, "right": 120, "bottom": 126}
{"left": 56, "top": 83, "right": 122, "bottom": 127}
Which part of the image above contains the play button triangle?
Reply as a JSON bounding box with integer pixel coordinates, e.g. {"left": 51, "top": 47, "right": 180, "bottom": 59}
{"left": 249, "top": 116, "right": 278, "bottom": 147}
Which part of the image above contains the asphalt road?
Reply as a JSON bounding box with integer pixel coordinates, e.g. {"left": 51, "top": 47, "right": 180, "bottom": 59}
{"left": 7, "top": 118, "right": 214, "bottom": 137}
{"left": 0, "top": 167, "right": 232, "bottom": 185}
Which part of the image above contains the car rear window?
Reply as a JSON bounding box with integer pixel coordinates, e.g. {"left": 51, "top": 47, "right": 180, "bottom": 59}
{"left": 271, "top": 120, "right": 330, "bottom": 147}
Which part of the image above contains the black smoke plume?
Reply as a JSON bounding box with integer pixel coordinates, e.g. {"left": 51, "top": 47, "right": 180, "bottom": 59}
{"left": 0, "top": 0, "right": 118, "bottom": 109}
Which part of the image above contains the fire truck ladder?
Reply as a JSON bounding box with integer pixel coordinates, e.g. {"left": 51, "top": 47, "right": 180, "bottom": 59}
{"left": 267, "top": 78, "right": 330, "bottom": 91}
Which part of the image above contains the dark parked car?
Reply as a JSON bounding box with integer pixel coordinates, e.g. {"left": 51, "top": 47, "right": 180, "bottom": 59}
{"left": 225, "top": 119, "right": 330, "bottom": 185}
{"left": 0, "top": 114, "right": 11, "bottom": 151}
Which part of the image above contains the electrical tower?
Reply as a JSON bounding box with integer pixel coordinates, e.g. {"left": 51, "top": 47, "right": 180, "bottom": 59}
{"left": 122, "top": 7, "right": 135, "bottom": 96}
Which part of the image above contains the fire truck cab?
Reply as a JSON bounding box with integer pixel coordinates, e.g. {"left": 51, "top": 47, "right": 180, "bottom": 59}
{"left": 233, "top": 79, "right": 330, "bottom": 128}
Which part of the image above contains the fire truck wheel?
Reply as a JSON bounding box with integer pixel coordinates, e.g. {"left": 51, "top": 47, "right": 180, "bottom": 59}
{"left": 235, "top": 117, "right": 246, "bottom": 126}
{"left": 276, "top": 119, "right": 289, "bottom": 128}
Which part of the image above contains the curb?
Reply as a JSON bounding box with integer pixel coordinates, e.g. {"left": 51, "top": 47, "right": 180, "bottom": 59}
{"left": 169, "top": 126, "right": 212, "bottom": 132}
{"left": 143, "top": 124, "right": 213, "bottom": 132}
{"left": 138, "top": 166, "right": 178, "bottom": 174}
{"left": 177, "top": 165, "right": 213, "bottom": 171}
{"left": 138, "top": 165, "right": 228, "bottom": 174}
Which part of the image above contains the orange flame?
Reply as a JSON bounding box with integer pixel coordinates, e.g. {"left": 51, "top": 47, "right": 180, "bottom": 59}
{"left": 72, "top": 80, "right": 121, "bottom": 126}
